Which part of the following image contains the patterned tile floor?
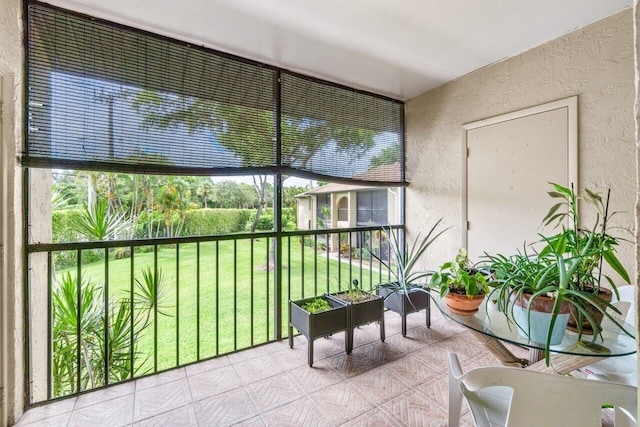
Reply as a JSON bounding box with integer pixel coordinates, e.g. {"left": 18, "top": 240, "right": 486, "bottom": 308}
{"left": 16, "top": 308, "right": 526, "bottom": 427}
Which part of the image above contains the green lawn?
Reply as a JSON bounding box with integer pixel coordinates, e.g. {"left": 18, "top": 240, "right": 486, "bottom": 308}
{"left": 56, "top": 236, "right": 390, "bottom": 375}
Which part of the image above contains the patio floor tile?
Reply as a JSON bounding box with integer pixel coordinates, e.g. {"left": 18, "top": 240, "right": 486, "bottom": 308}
{"left": 16, "top": 308, "right": 536, "bottom": 427}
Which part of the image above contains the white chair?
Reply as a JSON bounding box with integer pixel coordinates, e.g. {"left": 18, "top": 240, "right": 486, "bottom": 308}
{"left": 448, "top": 352, "right": 637, "bottom": 427}
{"left": 581, "top": 285, "right": 637, "bottom": 386}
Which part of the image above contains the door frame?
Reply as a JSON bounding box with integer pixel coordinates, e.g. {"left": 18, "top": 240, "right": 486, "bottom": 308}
{"left": 460, "top": 96, "right": 578, "bottom": 249}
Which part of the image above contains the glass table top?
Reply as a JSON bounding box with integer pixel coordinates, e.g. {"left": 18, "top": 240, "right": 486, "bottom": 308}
{"left": 430, "top": 293, "right": 637, "bottom": 358}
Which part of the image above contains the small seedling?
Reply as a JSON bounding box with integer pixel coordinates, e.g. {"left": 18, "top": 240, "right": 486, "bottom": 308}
{"left": 301, "top": 297, "right": 331, "bottom": 313}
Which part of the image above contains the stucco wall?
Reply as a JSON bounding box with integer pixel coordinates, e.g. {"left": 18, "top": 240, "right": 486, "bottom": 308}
{"left": 0, "top": 0, "right": 24, "bottom": 424}
{"left": 406, "top": 10, "right": 636, "bottom": 277}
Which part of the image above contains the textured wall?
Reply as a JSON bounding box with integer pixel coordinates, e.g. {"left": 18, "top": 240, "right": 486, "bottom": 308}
{"left": 406, "top": 10, "right": 635, "bottom": 276}
{"left": 0, "top": 0, "right": 24, "bottom": 424}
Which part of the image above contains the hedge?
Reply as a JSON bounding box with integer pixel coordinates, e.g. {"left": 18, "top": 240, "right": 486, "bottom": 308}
{"left": 182, "top": 208, "right": 253, "bottom": 236}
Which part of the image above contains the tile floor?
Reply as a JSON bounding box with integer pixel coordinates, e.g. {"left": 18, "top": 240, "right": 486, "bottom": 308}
{"left": 16, "top": 307, "right": 527, "bottom": 426}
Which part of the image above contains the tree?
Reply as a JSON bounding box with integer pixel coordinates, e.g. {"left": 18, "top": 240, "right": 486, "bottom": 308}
{"left": 369, "top": 145, "right": 400, "bottom": 168}
{"left": 196, "top": 178, "right": 214, "bottom": 208}
{"left": 131, "top": 90, "right": 377, "bottom": 231}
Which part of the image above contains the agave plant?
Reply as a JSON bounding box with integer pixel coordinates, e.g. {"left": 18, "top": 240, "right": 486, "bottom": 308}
{"left": 370, "top": 219, "right": 449, "bottom": 298}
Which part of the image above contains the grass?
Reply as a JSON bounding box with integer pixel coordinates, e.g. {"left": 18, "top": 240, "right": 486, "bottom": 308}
{"left": 55, "top": 236, "right": 391, "bottom": 376}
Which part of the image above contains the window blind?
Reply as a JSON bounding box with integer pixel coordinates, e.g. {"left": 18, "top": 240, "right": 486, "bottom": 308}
{"left": 281, "top": 73, "right": 404, "bottom": 183}
{"left": 26, "top": 1, "right": 405, "bottom": 184}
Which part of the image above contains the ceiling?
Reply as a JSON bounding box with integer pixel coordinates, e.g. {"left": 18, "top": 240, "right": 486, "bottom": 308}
{"left": 45, "top": 0, "right": 632, "bottom": 101}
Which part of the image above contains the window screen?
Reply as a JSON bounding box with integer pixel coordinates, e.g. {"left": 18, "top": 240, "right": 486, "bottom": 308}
{"left": 316, "top": 194, "right": 330, "bottom": 228}
{"left": 337, "top": 197, "right": 349, "bottom": 222}
{"left": 357, "top": 190, "right": 388, "bottom": 225}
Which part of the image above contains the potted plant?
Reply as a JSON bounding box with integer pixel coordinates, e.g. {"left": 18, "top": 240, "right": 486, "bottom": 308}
{"left": 371, "top": 220, "right": 449, "bottom": 337}
{"left": 429, "top": 248, "right": 490, "bottom": 314}
{"left": 538, "top": 183, "right": 631, "bottom": 333}
{"left": 288, "top": 295, "right": 349, "bottom": 367}
{"left": 326, "top": 279, "right": 385, "bottom": 352}
{"left": 485, "top": 183, "right": 632, "bottom": 364}
{"left": 485, "top": 246, "right": 573, "bottom": 353}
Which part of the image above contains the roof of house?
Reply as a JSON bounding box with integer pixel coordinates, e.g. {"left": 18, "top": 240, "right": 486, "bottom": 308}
{"left": 295, "top": 163, "right": 400, "bottom": 197}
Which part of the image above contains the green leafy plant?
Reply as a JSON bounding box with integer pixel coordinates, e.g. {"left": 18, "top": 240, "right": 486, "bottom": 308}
{"left": 301, "top": 297, "right": 331, "bottom": 313}
{"left": 430, "top": 248, "right": 490, "bottom": 298}
{"left": 484, "top": 183, "right": 632, "bottom": 364}
{"left": 134, "top": 266, "right": 171, "bottom": 324}
{"left": 70, "top": 198, "right": 128, "bottom": 240}
{"left": 539, "top": 183, "right": 630, "bottom": 291}
{"left": 371, "top": 220, "right": 449, "bottom": 299}
{"left": 52, "top": 267, "right": 172, "bottom": 397}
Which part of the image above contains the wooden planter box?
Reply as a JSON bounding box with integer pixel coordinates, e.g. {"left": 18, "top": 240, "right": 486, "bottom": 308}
{"left": 325, "top": 291, "right": 385, "bottom": 353}
{"left": 289, "top": 296, "right": 349, "bottom": 367}
{"left": 378, "top": 286, "right": 431, "bottom": 337}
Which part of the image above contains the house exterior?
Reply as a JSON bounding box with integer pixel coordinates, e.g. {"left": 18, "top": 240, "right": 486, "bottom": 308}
{"left": 296, "top": 183, "right": 398, "bottom": 230}
{"left": 295, "top": 164, "right": 402, "bottom": 231}
{"left": 295, "top": 163, "right": 401, "bottom": 253}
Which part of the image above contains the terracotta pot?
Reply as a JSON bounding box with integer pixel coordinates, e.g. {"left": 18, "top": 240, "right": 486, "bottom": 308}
{"left": 566, "top": 287, "right": 613, "bottom": 335}
{"left": 445, "top": 293, "right": 485, "bottom": 315}
{"left": 514, "top": 293, "right": 571, "bottom": 314}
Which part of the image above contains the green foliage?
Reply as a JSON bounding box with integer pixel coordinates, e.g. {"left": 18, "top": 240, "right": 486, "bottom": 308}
{"left": 484, "top": 183, "right": 632, "bottom": 364}
{"left": 369, "top": 145, "right": 400, "bottom": 168}
{"left": 52, "top": 273, "right": 104, "bottom": 395}
{"left": 182, "top": 208, "right": 252, "bottom": 235}
{"left": 53, "top": 208, "right": 82, "bottom": 243}
{"left": 52, "top": 268, "right": 172, "bottom": 397}
{"left": 539, "top": 182, "right": 630, "bottom": 289}
{"left": 70, "top": 199, "right": 128, "bottom": 241}
{"left": 316, "top": 205, "right": 331, "bottom": 229}
{"left": 352, "top": 248, "right": 372, "bottom": 260}
{"left": 372, "top": 221, "right": 450, "bottom": 297}
{"left": 52, "top": 171, "right": 278, "bottom": 241}
{"left": 430, "top": 248, "right": 489, "bottom": 298}
{"left": 281, "top": 207, "right": 297, "bottom": 229}
{"left": 134, "top": 267, "right": 171, "bottom": 320}
{"left": 300, "top": 297, "right": 331, "bottom": 313}
{"left": 256, "top": 214, "right": 274, "bottom": 231}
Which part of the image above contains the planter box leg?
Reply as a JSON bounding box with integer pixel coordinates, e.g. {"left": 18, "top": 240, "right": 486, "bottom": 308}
{"left": 308, "top": 339, "right": 314, "bottom": 367}
{"left": 426, "top": 300, "right": 431, "bottom": 328}
{"left": 289, "top": 325, "right": 294, "bottom": 348}
{"left": 402, "top": 314, "right": 407, "bottom": 337}
{"left": 346, "top": 329, "right": 353, "bottom": 354}
{"left": 380, "top": 316, "right": 385, "bottom": 342}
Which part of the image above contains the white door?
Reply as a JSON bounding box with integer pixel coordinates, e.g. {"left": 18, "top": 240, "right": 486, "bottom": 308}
{"left": 463, "top": 97, "right": 577, "bottom": 261}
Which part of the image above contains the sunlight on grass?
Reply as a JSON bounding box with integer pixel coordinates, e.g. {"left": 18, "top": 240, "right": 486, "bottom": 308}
{"left": 55, "top": 236, "right": 390, "bottom": 374}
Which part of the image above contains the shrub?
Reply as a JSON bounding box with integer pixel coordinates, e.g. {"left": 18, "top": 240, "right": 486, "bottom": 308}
{"left": 182, "top": 208, "right": 252, "bottom": 235}
{"left": 52, "top": 208, "right": 82, "bottom": 243}
{"left": 246, "top": 213, "right": 274, "bottom": 231}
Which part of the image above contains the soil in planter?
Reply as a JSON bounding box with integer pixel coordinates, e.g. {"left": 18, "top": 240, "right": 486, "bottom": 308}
{"left": 333, "top": 289, "right": 377, "bottom": 304}
{"left": 566, "top": 287, "right": 613, "bottom": 335}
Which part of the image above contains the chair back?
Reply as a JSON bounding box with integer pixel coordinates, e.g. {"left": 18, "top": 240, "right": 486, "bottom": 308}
{"left": 448, "top": 352, "right": 637, "bottom": 427}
